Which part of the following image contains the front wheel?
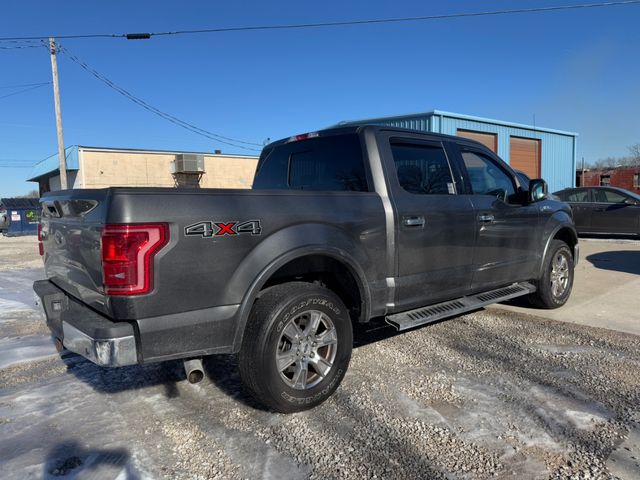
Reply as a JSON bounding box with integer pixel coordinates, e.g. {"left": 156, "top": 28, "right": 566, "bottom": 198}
{"left": 239, "top": 282, "right": 352, "bottom": 413}
{"left": 528, "top": 239, "right": 574, "bottom": 309}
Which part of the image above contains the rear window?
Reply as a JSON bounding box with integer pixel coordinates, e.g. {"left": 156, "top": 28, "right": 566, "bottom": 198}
{"left": 253, "top": 134, "right": 368, "bottom": 191}
{"left": 560, "top": 190, "right": 589, "bottom": 202}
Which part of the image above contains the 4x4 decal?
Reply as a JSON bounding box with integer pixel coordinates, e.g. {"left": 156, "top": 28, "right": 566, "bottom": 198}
{"left": 184, "top": 220, "right": 262, "bottom": 237}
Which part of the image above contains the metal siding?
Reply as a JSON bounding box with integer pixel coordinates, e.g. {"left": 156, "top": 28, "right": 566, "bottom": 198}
{"left": 365, "top": 116, "right": 431, "bottom": 133}
{"left": 438, "top": 116, "right": 575, "bottom": 193}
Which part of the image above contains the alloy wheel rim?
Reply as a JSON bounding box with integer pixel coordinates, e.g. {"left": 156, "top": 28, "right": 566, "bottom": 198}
{"left": 550, "top": 252, "right": 570, "bottom": 298}
{"left": 276, "top": 309, "right": 338, "bottom": 390}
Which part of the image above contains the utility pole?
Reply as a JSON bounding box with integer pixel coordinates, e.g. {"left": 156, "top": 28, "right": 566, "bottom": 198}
{"left": 49, "top": 37, "right": 68, "bottom": 190}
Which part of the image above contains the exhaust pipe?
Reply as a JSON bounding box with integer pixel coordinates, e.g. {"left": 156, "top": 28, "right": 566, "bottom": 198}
{"left": 184, "top": 358, "right": 204, "bottom": 384}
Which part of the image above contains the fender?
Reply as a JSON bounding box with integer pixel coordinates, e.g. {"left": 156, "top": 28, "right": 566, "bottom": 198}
{"left": 227, "top": 223, "right": 373, "bottom": 352}
{"left": 538, "top": 213, "right": 579, "bottom": 278}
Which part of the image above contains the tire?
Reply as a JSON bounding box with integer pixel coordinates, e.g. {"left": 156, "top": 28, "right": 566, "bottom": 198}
{"left": 528, "top": 239, "right": 574, "bottom": 309}
{"left": 238, "top": 282, "right": 353, "bottom": 413}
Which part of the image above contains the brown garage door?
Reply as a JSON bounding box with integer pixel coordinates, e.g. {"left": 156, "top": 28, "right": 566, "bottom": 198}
{"left": 457, "top": 129, "right": 497, "bottom": 153}
{"left": 510, "top": 137, "right": 541, "bottom": 178}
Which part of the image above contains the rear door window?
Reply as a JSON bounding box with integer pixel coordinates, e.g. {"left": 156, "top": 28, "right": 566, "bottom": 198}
{"left": 390, "top": 142, "right": 455, "bottom": 195}
{"left": 566, "top": 190, "right": 590, "bottom": 202}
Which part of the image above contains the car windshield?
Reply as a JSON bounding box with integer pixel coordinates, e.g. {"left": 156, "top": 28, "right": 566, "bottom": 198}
{"left": 624, "top": 190, "right": 640, "bottom": 201}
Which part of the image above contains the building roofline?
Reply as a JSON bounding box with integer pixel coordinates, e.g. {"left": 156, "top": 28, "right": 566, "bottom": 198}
{"left": 430, "top": 110, "right": 579, "bottom": 137}
{"left": 27, "top": 145, "right": 260, "bottom": 182}
{"left": 76, "top": 145, "right": 259, "bottom": 158}
{"left": 338, "top": 109, "right": 579, "bottom": 137}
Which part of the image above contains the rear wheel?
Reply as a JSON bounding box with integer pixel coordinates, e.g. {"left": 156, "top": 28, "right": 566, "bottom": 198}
{"left": 239, "top": 282, "right": 352, "bottom": 413}
{"left": 528, "top": 239, "right": 574, "bottom": 309}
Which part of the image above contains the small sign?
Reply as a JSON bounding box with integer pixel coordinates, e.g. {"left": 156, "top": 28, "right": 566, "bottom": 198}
{"left": 11, "top": 211, "right": 20, "bottom": 221}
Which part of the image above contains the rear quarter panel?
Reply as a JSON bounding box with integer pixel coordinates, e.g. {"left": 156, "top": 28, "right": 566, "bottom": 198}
{"left": 105, "top": 188, "right": 387, "bottom": 320}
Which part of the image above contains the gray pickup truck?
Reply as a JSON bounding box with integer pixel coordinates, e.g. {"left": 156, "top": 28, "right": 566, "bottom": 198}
{"left": 34, "top": 125, "right": 578, "bottom": 412}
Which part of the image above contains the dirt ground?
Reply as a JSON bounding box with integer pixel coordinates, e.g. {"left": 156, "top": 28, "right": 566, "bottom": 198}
{"left": 1, "top": 235, "right": 639, "bottom": 479}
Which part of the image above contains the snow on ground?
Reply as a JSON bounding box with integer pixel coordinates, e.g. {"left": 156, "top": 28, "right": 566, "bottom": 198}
{"left": 0, "top": 335, "right": 57, "bottom": 369}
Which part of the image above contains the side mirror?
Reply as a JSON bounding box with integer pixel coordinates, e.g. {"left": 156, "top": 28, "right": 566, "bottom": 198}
{"left": 624, "top": 198, "right": 639, "bottom": 206}
{"left": 528, "top": 179, "right": 548, "bottom": 203}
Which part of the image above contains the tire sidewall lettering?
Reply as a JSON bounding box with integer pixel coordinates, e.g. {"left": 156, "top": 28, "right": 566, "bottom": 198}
{"left": 277, "top": 296, "right": 341, "bottom": 333}
{"left": 280, "top": 368, "right": 344, "bottom": 405}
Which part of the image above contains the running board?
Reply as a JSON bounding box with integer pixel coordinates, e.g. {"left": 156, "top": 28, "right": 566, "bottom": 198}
{"left": 385, "top": 282, "right": 536, "bottom": 331}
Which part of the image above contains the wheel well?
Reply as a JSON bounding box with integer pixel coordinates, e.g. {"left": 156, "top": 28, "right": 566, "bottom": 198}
{"left": 553, "top": 227, "right": 578, "bottom": 258}
{"left": 261, "top": 255, "right": 365, "bottom": 322}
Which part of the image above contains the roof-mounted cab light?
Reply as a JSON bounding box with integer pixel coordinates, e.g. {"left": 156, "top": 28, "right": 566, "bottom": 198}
{"left": 287, "top": 132, "right": 320, "bottom": 143}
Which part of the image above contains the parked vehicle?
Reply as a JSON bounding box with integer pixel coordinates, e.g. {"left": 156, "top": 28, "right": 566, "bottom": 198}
{"left": 34, "top": 126, "right": 578, "bottom": 412}
{"left": 553, "top": 186, "right": 640, "bottom": 236}
{"left": 0, "top": 207, "right": 8, "bottom": 235}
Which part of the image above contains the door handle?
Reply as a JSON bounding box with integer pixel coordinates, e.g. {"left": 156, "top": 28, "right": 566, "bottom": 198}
{"left": 402, "top": 216, "right": 425, "bottom": 227}
{"left": 478, "top": 213, "right": 495, "bottom": 223}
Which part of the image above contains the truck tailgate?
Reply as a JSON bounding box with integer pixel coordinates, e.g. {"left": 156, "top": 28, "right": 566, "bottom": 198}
{"left": 40, "top": 189, "right": 111, "bottom": 315}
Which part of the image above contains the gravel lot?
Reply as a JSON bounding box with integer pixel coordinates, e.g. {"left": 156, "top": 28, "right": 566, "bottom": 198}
{"left": 1, "top": 235, "right": 639, "bottom": 479}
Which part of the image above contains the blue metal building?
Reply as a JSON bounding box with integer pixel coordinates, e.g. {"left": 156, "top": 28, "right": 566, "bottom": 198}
{"left": 340, "top": 110, "right": 578, "bottom": 192}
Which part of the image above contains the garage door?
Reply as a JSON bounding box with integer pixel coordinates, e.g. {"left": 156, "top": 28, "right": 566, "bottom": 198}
{"left": 457, "top": 129, "right": 497, "bottom": 153}
{"left": 510, "top": 137, "right": 541, "bottom": 178}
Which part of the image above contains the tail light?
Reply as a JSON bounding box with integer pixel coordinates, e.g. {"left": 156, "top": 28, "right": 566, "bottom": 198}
{"left": 101, "top": 223, "right": 168, "bottom": 296}
{"left": 37, "top": 223, "right": 44, "bottom": 256}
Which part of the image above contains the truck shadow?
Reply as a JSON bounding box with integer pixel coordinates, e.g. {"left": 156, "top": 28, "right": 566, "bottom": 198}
{"left": 202, "top": 354, "right": 271, "bottom": 411}
{"left": 60, "top": 352, "right": 184, "bottom": 399}
{"left": 352, "top": 313, "right": 482, "bottom": 348}
{"left": 586, "top": 250, "right": 640, "bottom": 275}
{"left": 44, "top": 440, "right": 138, "bottom": 479}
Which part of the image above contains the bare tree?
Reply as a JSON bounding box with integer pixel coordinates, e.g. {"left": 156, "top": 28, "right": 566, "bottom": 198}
{"left": 589, "top": 143, "right": 640, "bottom": 169}
{"left": 628, "top": 144, "right": 640, "bottom": 167}
{"left": 16, "top": 190, "right": 40, "bottom": 198}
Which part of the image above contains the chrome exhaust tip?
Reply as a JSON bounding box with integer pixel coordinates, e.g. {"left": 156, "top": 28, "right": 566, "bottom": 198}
{"left": 184, "top": 358, "right": 204, "bottom": 384}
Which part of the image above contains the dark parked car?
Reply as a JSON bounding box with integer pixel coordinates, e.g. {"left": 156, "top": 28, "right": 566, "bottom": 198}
{"left": 553, "top": 186, "right": 640, "bottom": 236}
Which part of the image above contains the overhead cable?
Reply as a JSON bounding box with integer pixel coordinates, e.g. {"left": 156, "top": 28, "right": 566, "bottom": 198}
{"left": 0, "top": 83, "right": 50, "bottom": 100}
{"left": 59, "top": 46, "right": 263, "bottom": 151}
{"left": 0, "top": 1, "right": 638, "bottom": 41}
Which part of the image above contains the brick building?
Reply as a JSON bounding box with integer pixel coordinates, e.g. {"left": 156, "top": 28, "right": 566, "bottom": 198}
{"left": 576, "top": 166, "right": 640, "bottom": 194}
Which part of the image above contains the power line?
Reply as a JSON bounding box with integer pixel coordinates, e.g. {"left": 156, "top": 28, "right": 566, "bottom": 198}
{"left": 0, "top": 83, "right": 50, "bottom": 100}
{"left": 0, "top": 1, "right": 638, "bottom": 42}
{"left": 59, "top": 46, "right": 262, "bottom": 151}
{"left": 0, "top": 44, "right": 44, "bottom": 50}
{"left": 0, "top": 160, "right": 38, "bottom": 164}
{"left": 0, "top": 81, "right": 51, "bottom": 89}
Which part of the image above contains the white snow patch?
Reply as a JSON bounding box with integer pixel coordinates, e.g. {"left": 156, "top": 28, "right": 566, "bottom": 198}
{"left": 0, "top": 298, "right": 33, "bottom": 315}
{"left": 0, "top": 335, "right": 57, "bottom": 369}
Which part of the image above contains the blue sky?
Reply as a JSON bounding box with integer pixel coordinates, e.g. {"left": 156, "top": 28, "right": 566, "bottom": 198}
{"left": 0, "top": 0, "right": 639, "bottom": 196}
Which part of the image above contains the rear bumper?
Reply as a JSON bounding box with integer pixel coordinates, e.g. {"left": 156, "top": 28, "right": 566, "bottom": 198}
{"left": 33, "top": 279, "right": 240, "bottom": 366}
{"left": 62, "top": 322, "right": 137, "bottom": 367}
{"left": 34, "top": 280, "right": 137, "bottom": 366}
